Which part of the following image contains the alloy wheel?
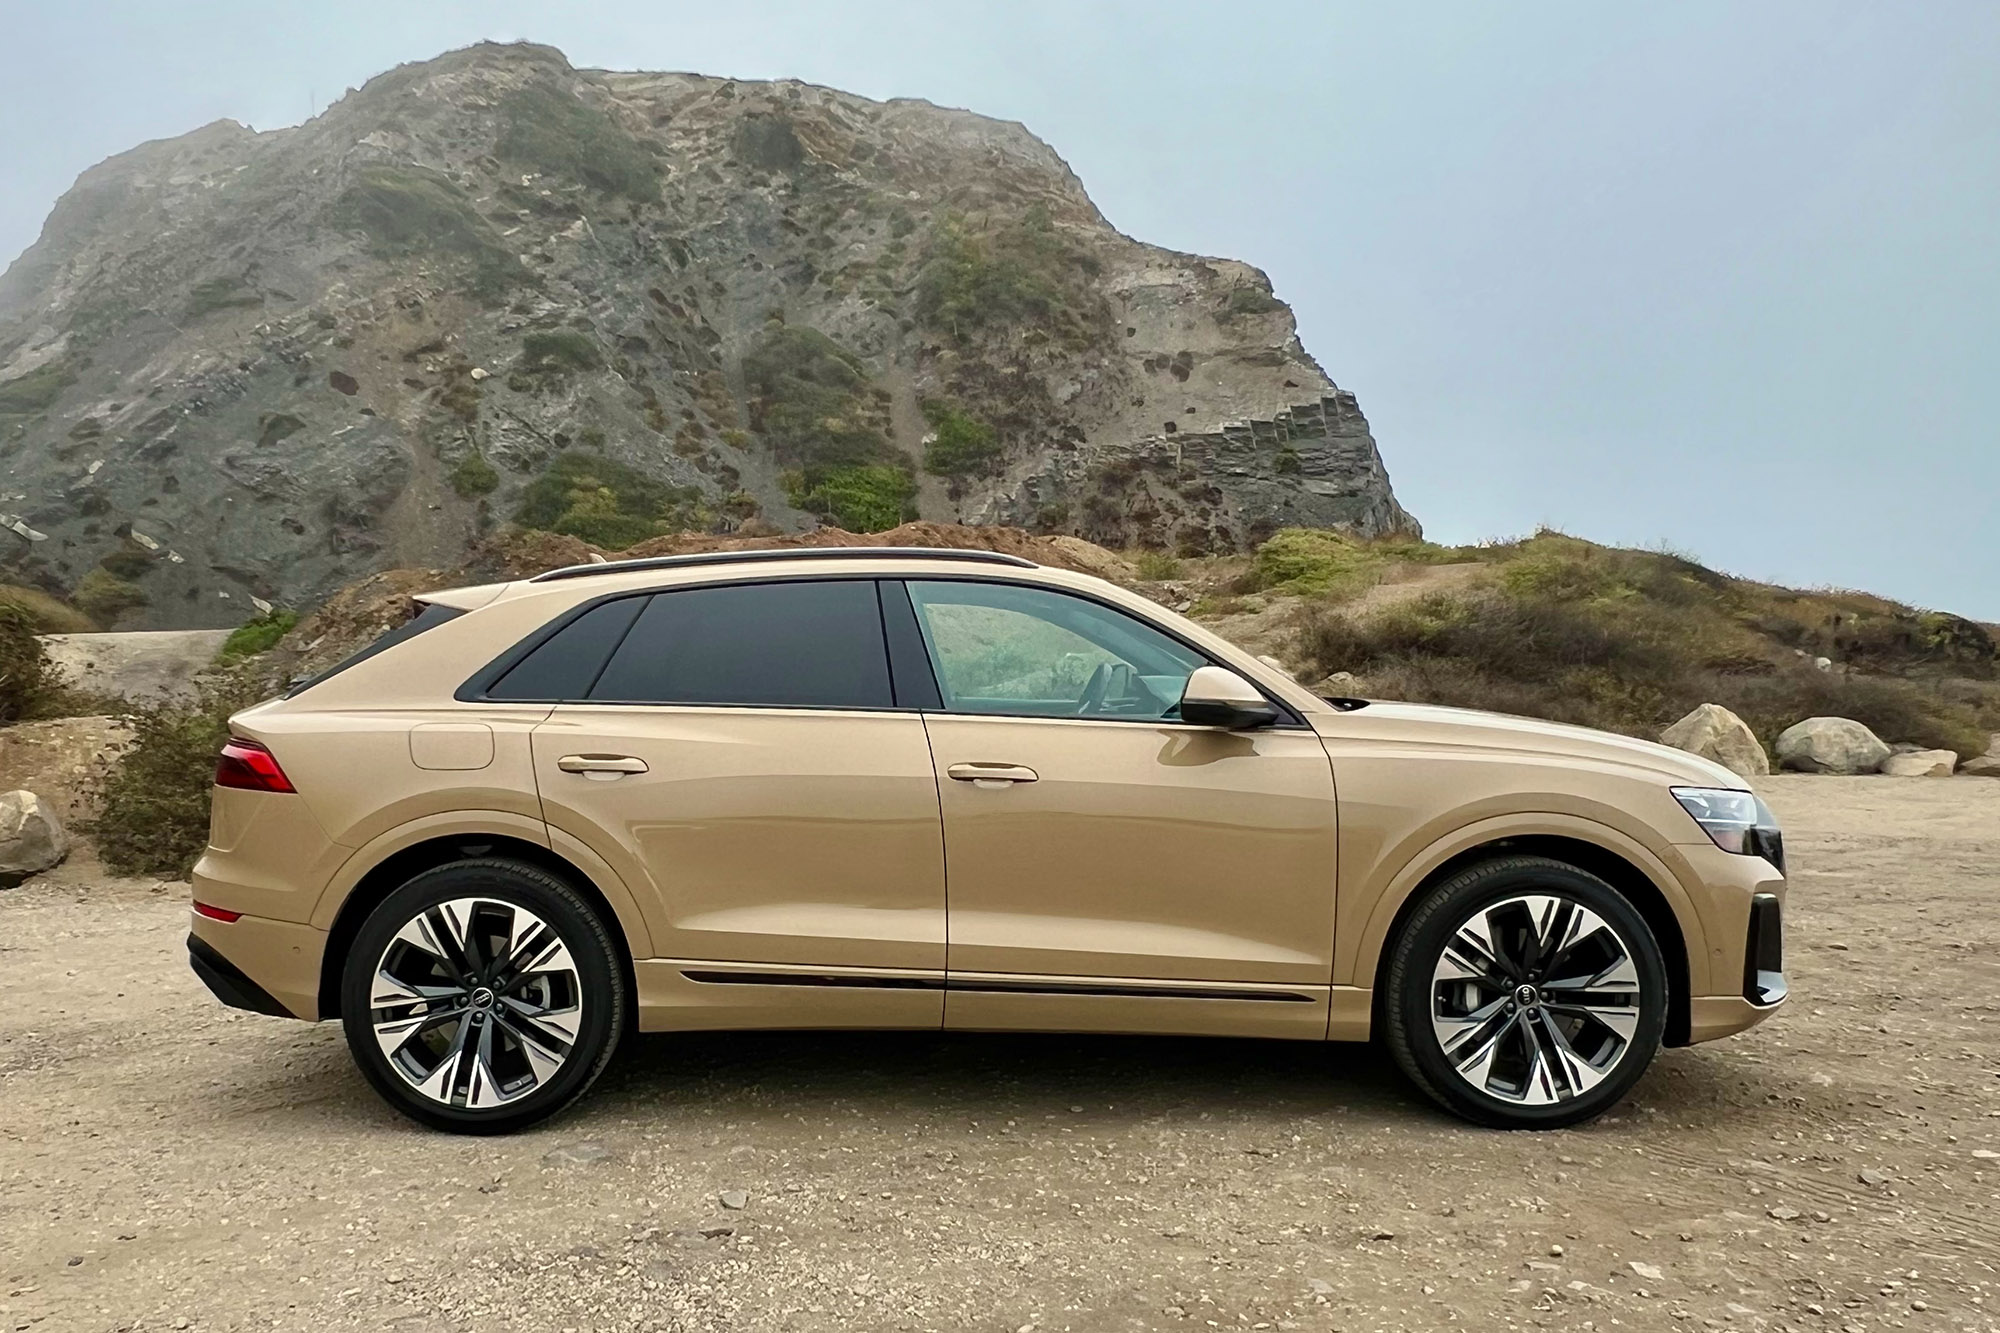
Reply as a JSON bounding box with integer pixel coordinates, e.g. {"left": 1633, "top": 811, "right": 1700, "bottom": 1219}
{"left": 1429, "top": 893, "right": 1644, "bottom": 1106}
{"left": 367, "top": 897, "right": 585, "bottom": 1109}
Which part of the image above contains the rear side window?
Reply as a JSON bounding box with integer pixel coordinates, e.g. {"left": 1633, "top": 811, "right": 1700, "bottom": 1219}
{"left": 485, "top": 596, "right": 646, "bottom": 701}
{"left": 285, "top": 601, "right": 465, "bottom": 698}
{"left": 588, "top": 580, "right": 892, "bottom": 709}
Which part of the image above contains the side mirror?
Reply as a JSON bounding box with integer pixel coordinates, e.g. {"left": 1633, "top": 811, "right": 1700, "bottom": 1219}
{"left": 1179, "top": 666, "right": 1280, "bottom": 730}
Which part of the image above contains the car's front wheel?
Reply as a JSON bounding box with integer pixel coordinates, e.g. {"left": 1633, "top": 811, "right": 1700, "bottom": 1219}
{"left": 1382, "top": 856, "right": 1668, "bottom": 1129}
{"left": 339, "top": 858, "right": 625, "bottom": 1134}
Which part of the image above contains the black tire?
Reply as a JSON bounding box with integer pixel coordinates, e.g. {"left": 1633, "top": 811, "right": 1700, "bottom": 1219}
{"left": 1382, "top": 855, "right": 1668, "bottom": 1129}
{"left": 340, "top": 858, "right": 626, "bottom": 1134}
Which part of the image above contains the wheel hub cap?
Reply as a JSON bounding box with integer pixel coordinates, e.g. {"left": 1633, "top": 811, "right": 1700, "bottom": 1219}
{"left": 367, "top": 898, "right": 585, "bottom": 1110}
{"left": 1430, "top": 893, "right": 1643, "bottom": 1106}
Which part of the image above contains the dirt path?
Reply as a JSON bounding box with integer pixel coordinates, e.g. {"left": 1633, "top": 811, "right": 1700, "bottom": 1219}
{"left": 3, "top": 777, "right": 1998, "bottom": 1333}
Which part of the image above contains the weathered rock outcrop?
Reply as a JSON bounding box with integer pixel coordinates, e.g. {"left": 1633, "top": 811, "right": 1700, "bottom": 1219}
{"left": 1878, "top": 749, "right": 1957, "bottom": 777}
{"left": 1660, "top": 703, "right": 1769, "bottom": 778}
{"left": 1776, "top": 717, "right": 1891, "bottom": 775}
{"left": 0, "top": 42, "right": 1415, "bottom": 627}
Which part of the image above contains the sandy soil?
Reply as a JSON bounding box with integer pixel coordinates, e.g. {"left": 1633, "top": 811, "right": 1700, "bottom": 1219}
{"left": 3, "top": 775, "right": 1998, "bottom": 1333}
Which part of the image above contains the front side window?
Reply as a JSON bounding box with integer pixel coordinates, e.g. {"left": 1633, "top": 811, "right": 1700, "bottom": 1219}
{"left": 588, "top": 579, "right": 893, "bottom": 709}
{"left": 904, "top": 580, "right": 1206, "bottom": 720}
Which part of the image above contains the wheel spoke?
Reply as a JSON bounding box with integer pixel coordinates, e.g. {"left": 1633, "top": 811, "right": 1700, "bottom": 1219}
{"left": 1430, "top": 891, "right": 1649, "bottom": 1107}
{"left": 366, "top": 895, "right": 587, "bottom": 1112}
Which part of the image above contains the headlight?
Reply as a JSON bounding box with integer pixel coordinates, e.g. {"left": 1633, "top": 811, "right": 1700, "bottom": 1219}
{"left": 1672, "top": 787, "right": 1785, "bottom": 872}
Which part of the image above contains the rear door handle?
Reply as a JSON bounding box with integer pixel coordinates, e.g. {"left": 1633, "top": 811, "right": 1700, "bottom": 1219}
{"left": 557, "top": 754, "right": 649, "bottom": 777}
{"left": 946, "top": 762, "right": 1039, "bottom": 787}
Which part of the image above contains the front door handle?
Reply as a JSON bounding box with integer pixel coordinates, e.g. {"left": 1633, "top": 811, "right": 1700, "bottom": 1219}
{"left": 947, "top": 762, "right": 1039, "bottom": 787}
{"left": 557, "top": 754, "right": 649, "bottom": 777}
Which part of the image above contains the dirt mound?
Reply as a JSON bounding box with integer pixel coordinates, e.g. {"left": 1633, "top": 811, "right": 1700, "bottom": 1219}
{"left": 0, "top": 715, "right": 132, "bottom": 825}
{"left": 278, "top": 524, "right": 1136, "bottom": 677}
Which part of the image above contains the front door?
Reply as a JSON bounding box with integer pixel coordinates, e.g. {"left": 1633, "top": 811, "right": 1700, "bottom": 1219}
{"left": 897, "top": 579, "right": 1338, "bottom": 1037}
{"left": 519, "top": 578, "right": 945, "bottom": 1030}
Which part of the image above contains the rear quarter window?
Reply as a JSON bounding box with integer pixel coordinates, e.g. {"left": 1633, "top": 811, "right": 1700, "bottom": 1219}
{"left": 483, "top": 596, "right": 646, "bottom": 702}
{"left": 588, "top": 579, "right": 892, "bottom": 709}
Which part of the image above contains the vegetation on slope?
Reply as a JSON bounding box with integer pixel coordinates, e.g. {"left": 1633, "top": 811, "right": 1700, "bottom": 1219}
{"left": 1276, "top": 530, "right": 1998, "bottom": 761}
{"left": 742, "top": 325, "right": 916, "bottom": 532}
{"left": 915, "top": 207, "right": 1106, "bottom": 350}
{"left": 329, "top": 164, "right": 527, "bottom": 298}
{"left": 496, "top": 84, "right": 660, "bottom": 202}
{"left": 515, "top": 451, "right": 717, "bottom": 548}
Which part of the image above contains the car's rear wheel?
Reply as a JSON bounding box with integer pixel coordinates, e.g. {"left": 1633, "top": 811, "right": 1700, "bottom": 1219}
{"left": 1382, "top": 856, "right": 1667, "bottom": 1129}
{"left": 339, "top": 858, "right": 625, "bottom": 1134}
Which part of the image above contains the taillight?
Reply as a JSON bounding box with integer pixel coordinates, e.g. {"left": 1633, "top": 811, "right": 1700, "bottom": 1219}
{"left": 192, "top": 901, "right": 242, "bottom": 922}
{"left": 215, "top": 738, "right": 295, "bottom": 793}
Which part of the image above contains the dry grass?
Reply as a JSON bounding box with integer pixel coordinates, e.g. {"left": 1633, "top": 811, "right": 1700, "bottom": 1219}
{"left": 1290, "top": 530, "right": 1997, "bottom": 761}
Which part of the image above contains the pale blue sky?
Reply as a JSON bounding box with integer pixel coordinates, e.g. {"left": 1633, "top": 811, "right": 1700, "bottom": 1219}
{"left": 4, "top": 2, "right": 1995, "bottom": 616}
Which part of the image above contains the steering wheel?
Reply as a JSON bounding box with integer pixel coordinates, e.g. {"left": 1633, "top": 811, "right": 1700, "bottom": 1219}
{"left": 1076, "top": 661, "right": 1137, "bottom": 716}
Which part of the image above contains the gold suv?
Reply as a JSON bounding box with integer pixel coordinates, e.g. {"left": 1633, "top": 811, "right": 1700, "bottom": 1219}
{"left": 189, "top": 548, "right": 1788, "bottom": 1132}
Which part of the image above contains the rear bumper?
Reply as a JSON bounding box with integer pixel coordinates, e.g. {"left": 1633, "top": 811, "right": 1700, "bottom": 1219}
{"left": 187, "top": 910, "right": 326, "bottom": 1020}
{"left": 188, "top": 935, "right": 294, "bottom": 1017}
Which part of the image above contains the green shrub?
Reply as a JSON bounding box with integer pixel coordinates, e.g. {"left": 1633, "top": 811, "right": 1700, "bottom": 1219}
{"left": 782, "top": 464, "right": 916, "bottom": 533}
{"left": 98, "top": 548, "right": 155, "bottom": 580}
{"left": 915, "top": 208, "right": 1105, "bottom": 348}
{"left": 1249, "top": 529, "right": 1386, "bottom": 598}
{"left": 1222, "top": 285, "right": 1284, "bottom": 318}
{"left": 330, "top": 165, "right": 527, "bottom": 298}
{"left": 184, "top": 276, "right": 262, "bottom": 319}
{"left": 519, "top": 330, "right": 603, "bottom": 380}
{"left": 450, "top": 452, "right": 500, "bottom": 498}
{"left": 1134, "top": 551, "right": 1182, "bottom": 581}
{"left": 74, "top": 568, "right": 148, "bottom": 626}
{"left": 514, "top": 451, "right": 720, "bottom": 548}
{"left": 216, "top": 610, "right": 299, "bottom": 663}
{"left": 497, "top": 85, "right": 660, "bottom": 202}
{"left": 742, "top": 326, "right": 896, "bottom": 470}
{"left": 0, "top": 358, "right": 78, "bottom": 417}
{"left": 0, "top": 584, "right": 94, "bottom": 634}
{"left": 0, "top": 604, "right": 60, "bottom": 723}
{"left": 91, "top": 677, "right": 267, "bottom": 879}
{"left": 921, "top": 401, "right": 1001, "bottom": 476}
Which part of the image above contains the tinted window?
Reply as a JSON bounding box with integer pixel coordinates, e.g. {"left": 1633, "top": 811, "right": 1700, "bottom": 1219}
{"left": 905, "top": 580, "right": 1206, "bottom": 720}
{"left": 485, "top": 596, "right": 645, "bottom": 701}
{"left": 588, "top": 580, "right": 892, "bottom": 708}
{"left": 286, "top": 601, "right": 464, "bottom": 698}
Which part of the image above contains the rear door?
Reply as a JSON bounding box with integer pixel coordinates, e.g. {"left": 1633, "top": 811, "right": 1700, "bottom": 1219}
{"left": 511, "top": 578, "right": 945, "bottom": 1029}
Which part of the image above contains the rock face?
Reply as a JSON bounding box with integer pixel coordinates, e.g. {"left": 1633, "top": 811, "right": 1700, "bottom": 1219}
{"left": 1878, "top": 749, "right": 1957, "bottom": 777}
{"left": 1775, "top": 717, "right": 1892, "bottom": 775}
{"left": 0, "top": 789, "right": 69, "bottom": 881}
{"left": 1660, "top": 703, "right": 1769, "bottom": 778}
{"left": 39, "top": 629, "right": 233, "bottom": 702}
{"left": 0, "top": 42, "right": 1416, "bottom": 628}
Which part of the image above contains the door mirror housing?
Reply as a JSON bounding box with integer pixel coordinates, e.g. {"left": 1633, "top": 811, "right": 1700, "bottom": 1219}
{"left": 1178, "top": 666, "right": 1280, "bottom": 730}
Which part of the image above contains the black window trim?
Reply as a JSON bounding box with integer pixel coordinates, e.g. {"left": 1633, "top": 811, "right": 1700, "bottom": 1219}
{"left": 455, "top": 574, "right": 906, "bottom": 712}
{"left": 454, "top": 570, "right": 1303, "bottom": 728}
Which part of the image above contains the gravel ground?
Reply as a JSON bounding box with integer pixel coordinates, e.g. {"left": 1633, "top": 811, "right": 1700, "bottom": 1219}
{"left": 3, "top": 775, "right": 1999, "bottom": 1333}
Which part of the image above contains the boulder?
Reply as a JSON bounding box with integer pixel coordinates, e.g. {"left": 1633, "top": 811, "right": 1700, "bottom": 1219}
{"left": 1775, "top": 717, "right": 1891, "bottom": 775}
{"left": 1962, "top": 734, "right": 2000, "bottom": 779}
{"left": 1660, "top": 703, "right": 1769, "bottom": 778}
{"left": 0, "top": 789, "right": 70, "bottom": 882}
{"left": 1878, "top": 749, "right": 1957, "bottom": 777}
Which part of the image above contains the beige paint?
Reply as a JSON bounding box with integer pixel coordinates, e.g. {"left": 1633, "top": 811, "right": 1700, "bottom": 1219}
{"left": 189, "top": 552, "right": 1785, "bottom": 1054}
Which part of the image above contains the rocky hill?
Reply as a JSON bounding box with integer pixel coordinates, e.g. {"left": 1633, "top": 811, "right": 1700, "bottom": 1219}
{"left": 0, "top": 41, "right": 1415, "bottom": 629}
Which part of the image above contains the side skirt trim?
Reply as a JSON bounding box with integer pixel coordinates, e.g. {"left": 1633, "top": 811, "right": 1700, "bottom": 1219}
{"left": 677, "top": 964, "right": 1317, "bottom": 1005}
